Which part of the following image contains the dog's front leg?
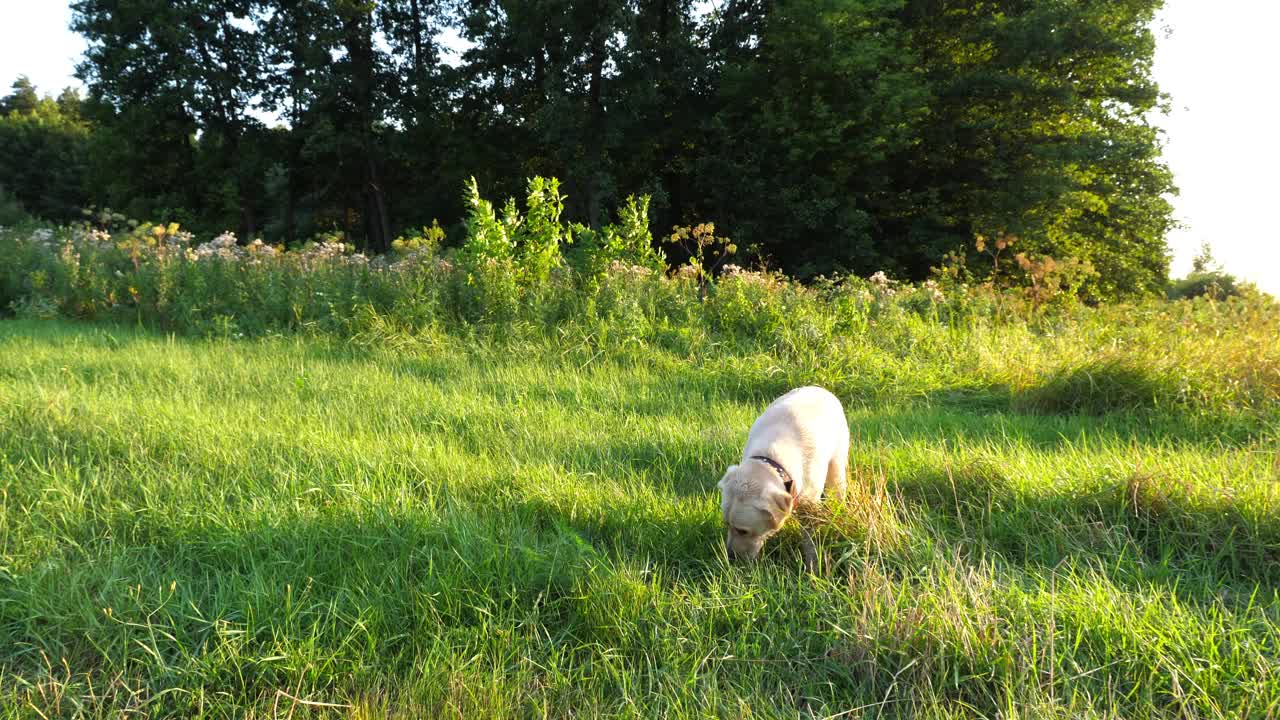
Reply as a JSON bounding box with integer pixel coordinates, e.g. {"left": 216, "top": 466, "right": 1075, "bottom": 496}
{"left": 800, "top": 525, "right": 818, "bottom": 574}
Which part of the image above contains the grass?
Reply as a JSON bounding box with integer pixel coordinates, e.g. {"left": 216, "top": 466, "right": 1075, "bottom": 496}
{"left": 1, "top": 317, "right": 1278, "bottom": 718}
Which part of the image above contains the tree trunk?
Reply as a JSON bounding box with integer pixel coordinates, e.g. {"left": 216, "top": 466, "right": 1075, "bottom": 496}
{"left": 366, "top": 156, "right": 392, "bottom": 254}
{"left": 285, "top": 166, "right": 297, "bottom": 244}
{"left": 343, "top": 5, "right": 392, "bottom": 252}
{"left": 409, "top": 0, "right": 426, "bottom": 90}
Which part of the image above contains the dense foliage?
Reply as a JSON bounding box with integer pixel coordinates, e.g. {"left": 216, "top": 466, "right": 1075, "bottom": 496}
{"left": 0, "top": 78, "right": 91, "bottom": 222}
{"left": 1, "top": 172, "right": 1274, "bottom": 431}
{"left": 0, "top": 0, "right": 1175, "bottom": 296}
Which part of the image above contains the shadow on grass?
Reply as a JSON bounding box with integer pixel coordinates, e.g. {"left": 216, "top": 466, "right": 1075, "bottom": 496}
{"left": 1, "top": 501, "right": 742, "bottom": 715}
{"left": 7, "top": 318, "right": 1270, "bottom": 449}
{"left": 886, "top": 458, "right": 1280, "bottom": 594}
{"left": 5, "top": 457, "right": 1277, "bottom": 716}
{"left": 6, "top": 319, "right": 1279, "bottom": 715}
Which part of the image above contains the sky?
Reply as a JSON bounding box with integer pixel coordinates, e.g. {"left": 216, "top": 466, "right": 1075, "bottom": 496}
{"left": 1, "top": 2, "right": 1276, "bottom": 294}
{"left": 1150, "top": 2, "right": 1280, "bottom": 294}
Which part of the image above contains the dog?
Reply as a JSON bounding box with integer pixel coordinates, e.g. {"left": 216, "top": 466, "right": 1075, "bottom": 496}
{"left": 719, "top": 386, "right": 849, "bottom": 562}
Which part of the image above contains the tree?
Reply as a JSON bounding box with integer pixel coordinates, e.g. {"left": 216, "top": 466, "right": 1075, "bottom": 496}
{"left": 0, "top": 84, "right": 92, "bottom": 220}
{"left": 900, "top": 0, "right": 1174, "bottom": 295}
{"left": 1191, "top": 241, "right": 1221, "bottom": 274}
{"left": 697, "top": 0, "right": 930, "bottom": 276}
{"left": 606, "top": 0, "right": 713, "bottom": 235}
{"left": 1, "top": 76, "right": 40, "bottom": 115}
{"left": 454, "top": 0, "right": 634, "bottom": 225}
{"left": 48, "top": 0, "right": 1175, "bottom": 295}
{"left": 72, "top": 0, "right": 271, "bottom": 236}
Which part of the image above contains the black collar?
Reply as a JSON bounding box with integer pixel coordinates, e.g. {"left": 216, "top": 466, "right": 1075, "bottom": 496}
{"left": 751, "top": 455, "right": 794, "bottom": 495}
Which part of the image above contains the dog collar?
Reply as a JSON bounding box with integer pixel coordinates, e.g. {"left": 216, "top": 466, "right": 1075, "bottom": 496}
{"left": 750, "top": 455, "right": 795, "bottom": 497}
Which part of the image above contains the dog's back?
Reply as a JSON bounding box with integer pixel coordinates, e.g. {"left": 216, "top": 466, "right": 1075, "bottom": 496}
{"left": 743, "top": 386, "right": 848, "bottom": 501}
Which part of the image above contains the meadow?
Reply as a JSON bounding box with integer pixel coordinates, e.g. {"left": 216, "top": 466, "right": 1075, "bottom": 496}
{"left": 1, "top": 192, "right": 1279, "bottom": 717}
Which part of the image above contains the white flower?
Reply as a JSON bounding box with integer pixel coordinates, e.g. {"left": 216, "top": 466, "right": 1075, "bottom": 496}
{"left": 193, "top": 231, "right": 245, "bottom": 261}
{"left": 608, "top": 259, "right": 654, "bottom": 278}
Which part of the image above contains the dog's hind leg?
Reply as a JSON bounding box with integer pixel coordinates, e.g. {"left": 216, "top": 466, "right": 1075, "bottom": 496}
{"left": 826, "top": 435, "right": 849, "bottom": 501}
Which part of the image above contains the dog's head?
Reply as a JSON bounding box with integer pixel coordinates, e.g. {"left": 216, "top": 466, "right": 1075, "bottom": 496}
{"left": 718, "top": 461, "right": 795, "bottom": 561}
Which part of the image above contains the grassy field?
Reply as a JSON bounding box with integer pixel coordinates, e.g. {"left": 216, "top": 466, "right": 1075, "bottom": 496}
{"left": 1, "top": 316, "right": 1278, "bottom": 718}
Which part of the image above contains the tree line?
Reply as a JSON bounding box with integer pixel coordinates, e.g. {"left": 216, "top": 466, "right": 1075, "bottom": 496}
{"left": 0, "top": 0, "right": 1175, "bottom": 296}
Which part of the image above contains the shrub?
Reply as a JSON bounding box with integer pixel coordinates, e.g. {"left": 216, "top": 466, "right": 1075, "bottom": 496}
{"left": 568, "top": 194, "right": 665, "bottom": 286}
{"left": 514, "top": 176, "right": 567, "bottom": 284}
{"left": 391, "top": 220, "right": 446, "bottom": 256}
{"left": 0, "top": 184, "right": 29, "bottom": 227}
{"left": 1168, "top": 271, "right": 1239, "bottom": 301}
{"left": 2, "top": 175, "right": 1276, "bottom": 434}
{"left": 1169, "top": 241, "right": 1242, "bottom": 301}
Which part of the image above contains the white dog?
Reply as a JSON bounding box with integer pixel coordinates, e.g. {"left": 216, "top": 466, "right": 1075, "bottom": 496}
{"left": 719, "top": 386, "right": 849, "bottom": 561}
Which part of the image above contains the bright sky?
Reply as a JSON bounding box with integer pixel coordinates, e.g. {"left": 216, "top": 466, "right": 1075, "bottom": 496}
{"left": 1152, "top": 2, "right": 1280, "bottom": 294}
{"left": 1, "top": 1, "right": 1276, "bottom": 294}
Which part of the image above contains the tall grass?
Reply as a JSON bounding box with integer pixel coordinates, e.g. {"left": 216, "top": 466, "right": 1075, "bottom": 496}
{"left": 1, "top": 189, "right": 1277, "bottom": 437}
{"left": 0, "top": 320, "right": 1277, "bottom": 718}
{"left": 1, "top": 178, "right": 1278, "bottom": 716}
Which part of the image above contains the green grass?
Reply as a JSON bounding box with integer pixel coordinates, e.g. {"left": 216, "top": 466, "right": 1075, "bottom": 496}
{"left": 1, "top": 318, "right": 1277, "bottom": 718}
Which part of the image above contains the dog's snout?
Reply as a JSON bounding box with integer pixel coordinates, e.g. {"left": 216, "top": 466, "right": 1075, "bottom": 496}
{"left": 725, "top": 534, "right": 760, "bottom": 563}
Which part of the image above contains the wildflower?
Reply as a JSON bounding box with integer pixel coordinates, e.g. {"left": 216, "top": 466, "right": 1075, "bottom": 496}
{"left": 608, "top": 259, "right": 654, "bottom": 279}
{"left": 245, "top": 239, "right": 279, "bottom": 261}
{"left": 59, "top": 244, "right": 80, "bottom": 268}
{"left": 193, "top": 232, "right": 245, "bottom": 261}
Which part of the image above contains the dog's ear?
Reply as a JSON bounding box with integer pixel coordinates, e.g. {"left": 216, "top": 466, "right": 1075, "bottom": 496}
{"left": 717, "top": 465, "right": 738, "bottom": 491}
{"left": 773, "top": 490, "right": 794, "bottom": 515}
{"left": 761, "top": 489, "right": 793, "bottom": 529}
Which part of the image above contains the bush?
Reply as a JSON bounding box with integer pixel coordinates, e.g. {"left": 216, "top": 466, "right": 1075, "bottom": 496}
{"left": 1169, "top": 241, "right": 1242, "bottom": 300}
{"left": 2, "top": 176, "right": 1277, "bottom": 434}
{"left": 1168, "top": 271, "right": 1239, "bottom": 301}
{"left": 568, "top": 194, "right": 665, "bottom": 286}
{"left": 0, "top": 185, "right": 29, "bottom": 226}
